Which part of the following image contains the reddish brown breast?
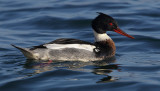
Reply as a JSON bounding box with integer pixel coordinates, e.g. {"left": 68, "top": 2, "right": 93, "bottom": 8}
{"left": 94, "top": 39, "right": 116, "bottom": 58}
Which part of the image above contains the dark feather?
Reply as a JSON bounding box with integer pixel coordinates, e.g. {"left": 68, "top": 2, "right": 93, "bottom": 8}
{"left": 30, "top": 38, "right": 94, "bottom": 50}
{"left": 48, "top": 38, "right": 94, "bottom": 45}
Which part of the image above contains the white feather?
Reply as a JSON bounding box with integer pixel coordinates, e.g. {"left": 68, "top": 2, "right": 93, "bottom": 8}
{"left": 93, "top": 30, "right": 111, "bottom": 42}
{"left": 44, "top": 44, "right": 96, "bottom": 52}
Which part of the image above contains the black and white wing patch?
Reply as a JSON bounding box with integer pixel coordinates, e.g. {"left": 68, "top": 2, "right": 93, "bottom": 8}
{"left": 44, "top": 43, "right": 95, "bottom": 52}
{"left": 30, "top": 38, "right": 95, "bottom": 51}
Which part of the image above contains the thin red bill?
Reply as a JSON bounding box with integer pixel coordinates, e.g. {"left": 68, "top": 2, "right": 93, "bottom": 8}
{"left": 114, "top": 28, "right": 134, "bottom": 39}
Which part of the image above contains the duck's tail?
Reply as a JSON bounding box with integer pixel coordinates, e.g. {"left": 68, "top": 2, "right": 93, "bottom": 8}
{"left": 11, "top": 44, "right": 36, "bottom": 59}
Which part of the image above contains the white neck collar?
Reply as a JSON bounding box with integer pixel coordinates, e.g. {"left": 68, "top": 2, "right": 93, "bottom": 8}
{"left": 93, "top": 30, "right": 111, "bottom": 42}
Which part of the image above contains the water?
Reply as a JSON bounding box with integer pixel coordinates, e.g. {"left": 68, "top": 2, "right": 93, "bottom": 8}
{"left": 0, "top": 0, "right": 160, "bottom": 91}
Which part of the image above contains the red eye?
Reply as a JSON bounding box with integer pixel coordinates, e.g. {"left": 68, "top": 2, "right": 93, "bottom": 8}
{"left": 109, "top": 23, "right": 113, "bottom": 26}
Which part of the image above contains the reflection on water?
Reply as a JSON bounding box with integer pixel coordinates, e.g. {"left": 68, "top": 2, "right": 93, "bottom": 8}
{"left": 23, "top": 57, "right": 119, "bottom": 83}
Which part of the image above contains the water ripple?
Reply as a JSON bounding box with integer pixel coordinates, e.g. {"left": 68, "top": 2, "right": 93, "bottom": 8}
{"left": 1, "top": 0, "right": 160, "bottom": 91}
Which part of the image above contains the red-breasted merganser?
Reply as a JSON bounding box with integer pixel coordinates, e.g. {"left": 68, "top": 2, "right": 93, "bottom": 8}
{"left": 12, "top": 12, "right": 134, "bottom": 62}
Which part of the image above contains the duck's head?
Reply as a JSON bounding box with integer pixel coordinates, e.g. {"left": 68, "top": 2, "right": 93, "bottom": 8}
{"left": 92, "top": 12, "right": 134, "bottom": 39}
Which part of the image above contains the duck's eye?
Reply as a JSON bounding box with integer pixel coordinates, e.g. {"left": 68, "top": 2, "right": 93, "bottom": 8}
{"left": 109, "top": 23, "right": 113, "bottom": 26}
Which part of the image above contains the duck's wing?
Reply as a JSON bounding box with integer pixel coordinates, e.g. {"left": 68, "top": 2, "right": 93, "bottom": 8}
{"left": 31, "top": 38, "right": 95, "bottom": 51}
{"left": 47, "top": 38, "right": 94, "bottom": 45}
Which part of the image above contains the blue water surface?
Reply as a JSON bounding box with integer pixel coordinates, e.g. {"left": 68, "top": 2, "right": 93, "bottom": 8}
{"left": 0, "top": 0, "right": 160, "bottom": 91}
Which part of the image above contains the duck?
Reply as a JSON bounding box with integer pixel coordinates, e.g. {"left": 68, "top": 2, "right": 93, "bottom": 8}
{"left": 12, "top": 12, "right": 134, "bottom": 62}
